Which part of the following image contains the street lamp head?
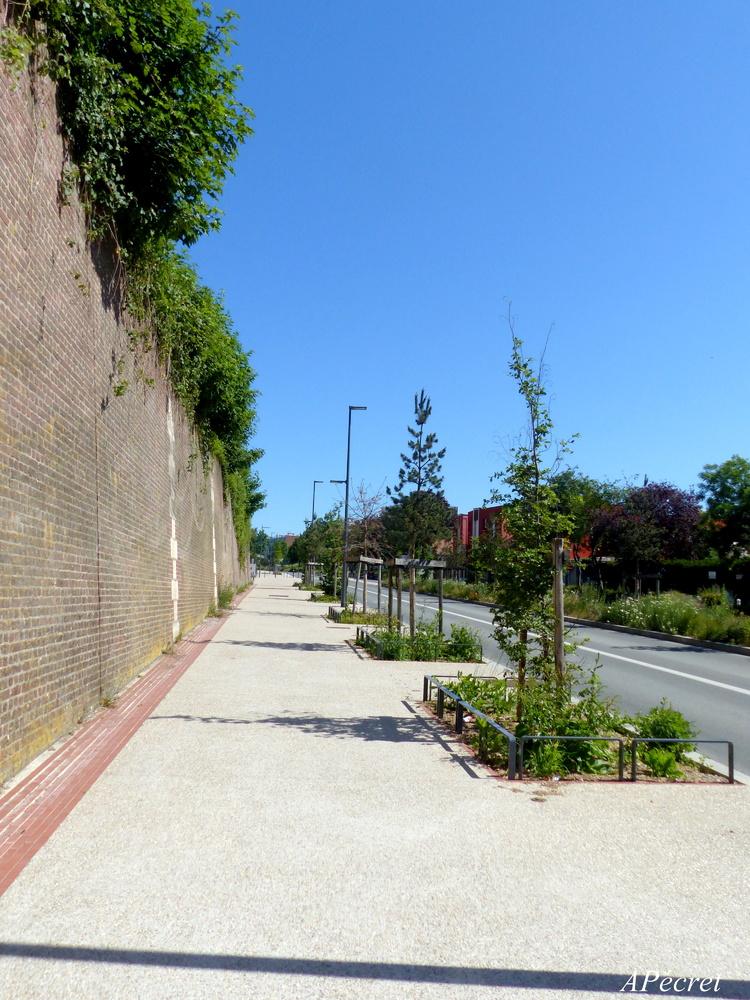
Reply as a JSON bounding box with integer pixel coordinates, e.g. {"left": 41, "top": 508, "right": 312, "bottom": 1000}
{"left": 330, "top": 479, "right": 346, "bottom": 484}
{"left": 349, "top": 406, "right": 367, "bottom": 411}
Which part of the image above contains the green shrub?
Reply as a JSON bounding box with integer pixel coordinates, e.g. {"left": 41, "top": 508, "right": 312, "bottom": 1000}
{"left": 333, "top": 610, "right": 387, "bottom": 625}
{"left": 412, "top": 578, "right": 492, "bottom": 603}
{"left": 372, "top": 625, "right": 410, "bottom": 661}
{"left": 527, "top": 740, "right": 566, "bottom": 778}
{"left": 643, "top": 747, "right": 682, "bottom": 780}
{"left": 444, "top": 624, "right": 482, "bottom": 662}
{"left": 698, "top": 586, "right": 729, "bottom": 608}
{"left": 634, "top": 699, "right": 696, "bottom": 760}
{"left": 564, "top": 583, "right": 604, "bottom": 620}
{"left": 411, "top": 619, "right": 444, "bottom": 661}
{"left": 516, "top": 670, "right": 623, "bottom": 776}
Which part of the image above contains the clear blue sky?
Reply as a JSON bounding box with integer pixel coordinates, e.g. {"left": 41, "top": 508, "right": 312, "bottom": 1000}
{"left": 190, "top": 0, "right": 750, "bottom": 537}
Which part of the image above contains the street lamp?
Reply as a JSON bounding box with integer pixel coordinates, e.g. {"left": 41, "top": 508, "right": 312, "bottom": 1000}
{"left": 311, "top": 480, "right": 324, "bottom": 523}
{"left": 336, "top": 405, "right": 367, "bottom": 608}
{"left": 330, "top": 479, "right": 346, "bottom": 599}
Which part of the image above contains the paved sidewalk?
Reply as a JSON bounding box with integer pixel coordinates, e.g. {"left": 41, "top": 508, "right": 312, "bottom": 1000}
{"left": 0, "top": 574, "right": 748, "bottom": 999}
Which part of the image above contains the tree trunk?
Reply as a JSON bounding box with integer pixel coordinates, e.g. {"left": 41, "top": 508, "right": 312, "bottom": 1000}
{"left": 516, "top": 628, "right": 527, "bottom": 723}
{"left": 409, "top": 566, "right": 416, "bottom": 638}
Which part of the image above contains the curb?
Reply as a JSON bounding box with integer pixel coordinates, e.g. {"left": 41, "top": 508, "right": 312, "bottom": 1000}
{"left": 685, "top": 751, "right": 749, "bottom": 785}
{"left": 565, "top": 617, "right": 750, "bottom": 657}
{"left": 387, "top": 581, "right": 750, "bottom": 659}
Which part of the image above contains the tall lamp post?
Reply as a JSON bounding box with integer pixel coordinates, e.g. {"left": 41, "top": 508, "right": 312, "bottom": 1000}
{"left": 307, "top": 481, "right": 323, "bottom": 584}
{"left": 330, "top": 479, "right": 346, "bottom": 599}
{"left": 337, "top": 405, "right": 367, "bottom": 608}
{"left": 311, "top": 480, "right": 323, "bottom": 523}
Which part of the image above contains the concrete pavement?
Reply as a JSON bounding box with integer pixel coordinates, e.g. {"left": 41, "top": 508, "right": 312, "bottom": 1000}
{"left": 0, "top": 573, "right": 748, "bottom": 999}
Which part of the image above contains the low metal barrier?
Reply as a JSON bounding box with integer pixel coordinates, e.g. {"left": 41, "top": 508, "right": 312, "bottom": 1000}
{"left": 518, "top": 735, "right": 625, "bottom": 781}
{"left": 355, "top": 625, "right": 384, "bottom": 659}
{"left": 423, "top": 678, "right": 737, "bottom": 784}
{"left": 631, "top": 738, "right": 734, "bottom": 783}
{"left": 423, "top": 674, "right": 517, "bottom": 780}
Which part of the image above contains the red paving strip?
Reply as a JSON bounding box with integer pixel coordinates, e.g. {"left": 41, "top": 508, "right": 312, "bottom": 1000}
{"left": 0, "top": 587, "right": 254, "bottom": 898}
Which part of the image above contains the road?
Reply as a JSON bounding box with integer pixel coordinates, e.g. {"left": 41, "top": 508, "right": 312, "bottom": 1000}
{"left": 359, "top": 579, "right": 750, "bottom": 775}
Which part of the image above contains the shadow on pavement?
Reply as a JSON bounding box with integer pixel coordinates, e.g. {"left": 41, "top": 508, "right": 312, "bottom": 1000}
{"left": 0, "top": 945, "right": 746, "bottom": 995}
{"left": 215, "top": 640, "right": 349, "bottom": 652}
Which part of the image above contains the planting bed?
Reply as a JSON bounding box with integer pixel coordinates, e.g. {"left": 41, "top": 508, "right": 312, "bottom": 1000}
{"left": 423, "top": 699, "right": 728, "bottom": 783}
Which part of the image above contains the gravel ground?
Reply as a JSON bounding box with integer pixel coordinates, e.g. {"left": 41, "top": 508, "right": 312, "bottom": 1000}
{"left": 0, "top": 573, "right": 748, "bottom": 1000}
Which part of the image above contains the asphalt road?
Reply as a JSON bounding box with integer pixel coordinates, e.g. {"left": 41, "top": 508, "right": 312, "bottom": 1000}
{"left": 359, "top": 579, "right": 750, "bottom": 775}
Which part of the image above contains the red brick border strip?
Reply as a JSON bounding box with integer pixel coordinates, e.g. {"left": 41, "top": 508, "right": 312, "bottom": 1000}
{"left": 0, "top": 588, "right": 253, "bottom": 897}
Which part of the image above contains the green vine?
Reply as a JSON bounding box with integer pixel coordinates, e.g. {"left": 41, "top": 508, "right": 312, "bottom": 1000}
{"left": 3, "top": 0, "right": 265, "bottom": 558}
{"left": 127, "top": 240, "right": 266, "bottom": 554}
{"left": 11, "top": 0, "right": 254, "bottom": 250}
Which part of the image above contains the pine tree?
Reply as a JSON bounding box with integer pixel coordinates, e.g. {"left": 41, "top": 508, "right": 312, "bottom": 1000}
{"left": 389, "top": 389, "right": 446, "bottom": 499}
{"left": 384, "top": 390, "right": 450, "bottom": 634}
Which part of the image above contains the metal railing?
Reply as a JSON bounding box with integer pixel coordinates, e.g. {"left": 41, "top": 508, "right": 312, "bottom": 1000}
{"left": 631, "top": 738, "right": 734, "bottom": 783}
{"left": 518, "top": 735, "right": 625, "bottom": 781}
{"left": 423, "top": 678, "right": 737, "bottom": 784}
{"left": 423, "top": 675, "right": 517, "bottom": 780}
{"left": 355, "top": 625, "right": 384, "bottom": 659}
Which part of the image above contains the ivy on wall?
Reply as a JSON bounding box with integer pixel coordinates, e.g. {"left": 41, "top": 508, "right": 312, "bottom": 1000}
{"left": 4, "top": 0, "right": 265, "bottom": 556}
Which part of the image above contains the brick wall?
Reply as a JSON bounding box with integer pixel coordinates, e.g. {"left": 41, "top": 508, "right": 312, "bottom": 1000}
{"left": 0, "top": 45, "right": 250, "bottom": 783}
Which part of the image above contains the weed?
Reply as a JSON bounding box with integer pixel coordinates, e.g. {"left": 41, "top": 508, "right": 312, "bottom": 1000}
{"left": 633, "top": 699, "right": 696, "bottom": 760}
{"left": 217, "top": 583, "right": 234, "bottom": 609}
{"left": 444, "top": 623, "right": 482, "bottom": 662}
{"left": 643, "top": 747, "right": 682, "bottom": 780}
{"left": 527, "top": 740, "right": 566, "bottom": 778}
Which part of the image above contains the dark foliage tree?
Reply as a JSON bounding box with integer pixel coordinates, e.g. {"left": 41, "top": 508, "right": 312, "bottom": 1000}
{"left": 591, "top": 482, "right": 702, "bottom": 594}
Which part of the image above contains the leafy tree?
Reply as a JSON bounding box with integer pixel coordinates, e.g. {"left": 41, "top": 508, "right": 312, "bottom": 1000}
{"left": 550, "top": 470, "right": 626, "bottom": 559}
{"left": 698, "top": 455, "right": 750, "bottom": 557}
{"left": 294, "top": 508, "right": 343, "bottom": 593}
{"left": 273, "top": 539, "right": 287, "bottom": 566}
{"left": 590, "top": 482, "right": 701, "bottom": 594}
{"left": 381, "top": 491, "right": 453, "bottom": 561}
{"left": 478, "top": 331, "right": 573, "bottom": 697}
{"left": 385, "top": 390, "right": 450, "bottom": 634}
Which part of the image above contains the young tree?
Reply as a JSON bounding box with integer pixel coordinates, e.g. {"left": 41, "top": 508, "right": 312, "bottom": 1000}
{"left": 348, "top": 481, "right": 386, "bottom": 560}
{"left": 273, "top": 538, "right": 287, "bottom": 566}
{"left": 477, "top": 328, "right": 573, "bottom": 701}
{"left": 698, "top": 455, "right": 750, "bottom": 557}
{"left": 295, "top": 507, "right": 344, "bottom": 593}
{"left": 385, "top": 390, "right": 450, "bottom": 634}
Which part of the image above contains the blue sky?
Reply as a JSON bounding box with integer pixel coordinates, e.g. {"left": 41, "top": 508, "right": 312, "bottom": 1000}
{"left": 190, "top": 0, "right": 750, "bottom": 537}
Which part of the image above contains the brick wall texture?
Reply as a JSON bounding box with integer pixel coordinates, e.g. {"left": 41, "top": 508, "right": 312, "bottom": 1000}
{"left": 0, "top": 48, "right": 250, "bottom": 783}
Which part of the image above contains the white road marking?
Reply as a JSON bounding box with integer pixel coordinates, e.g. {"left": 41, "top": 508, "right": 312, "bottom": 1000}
{"left": 364, "top": 584, "right": 750, "bottom": 696}
{"left": 362, "top": 584, "right": 492, "bottom": 626}
{"left": 415, "top": 602, "right": 490, "bottom": 625}
{"left": 581, "top": 646, "right": 750, "bottom": 697}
